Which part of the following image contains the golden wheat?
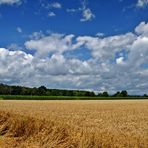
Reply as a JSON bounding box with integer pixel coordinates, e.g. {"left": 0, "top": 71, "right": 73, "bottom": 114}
{"left": 0, "top": 100, "right": 148, "bottom": 148}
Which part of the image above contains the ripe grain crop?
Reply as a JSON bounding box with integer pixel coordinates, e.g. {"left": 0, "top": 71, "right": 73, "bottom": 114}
{"left": 0, "top": 100, "right": 148, "bottom": 148}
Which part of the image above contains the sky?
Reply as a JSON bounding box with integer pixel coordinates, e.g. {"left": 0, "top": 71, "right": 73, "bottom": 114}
{"left": 0, "top": 0, "right": 148, "bottom": 95}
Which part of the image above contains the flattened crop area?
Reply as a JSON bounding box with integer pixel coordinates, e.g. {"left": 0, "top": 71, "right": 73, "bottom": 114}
{"left": 0, "top": 100, "right": 148, "bottom": 148}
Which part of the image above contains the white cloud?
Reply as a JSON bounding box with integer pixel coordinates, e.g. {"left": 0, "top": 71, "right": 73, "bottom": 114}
{"left": 81, "top": 0, "right": 95, "bottom": 22}
{"left": 0, "top": 47, "right": 95, "bottom": 88}
{"left": 96, "top": 32, "right": 105, "bottom": 37}
{"left": 76, "top": 32, "right": 136, "bottom": 60}
{"left": 0, "top": 48, "right": 33, "bottom": 83}
{"left": 41, "top": 1, "right": 62, "bottom": 17}
{"left": 129, "top": 36, "right": 148, "bottom": 67}
{"left": 0, "top": 22, "right": 148, "bottom": 95}
{"left": 136, "top": 0, "right": 148, "bottom": 7}
{"left": 25, "top": 33, "right": 75, "bottom": 57}
{"left": 80, "top": 8, "right": 95, "bottom": 22}
{"left": 48, "top": 12, "right": 56, "bottom": 17}
{"left": 16, "top": 27, "right": 22, "bottom": 33}
{"left": 0, "top": 0, "right": 22, "bottom": 5}
{"left": 66, "top": 0, "right": 95, "bottom": 22}
{"left": 135, "top": 22, "right": 148, "bottom": 36}
{"left": 49, "top": 2, "right": 62, "bottom": 9}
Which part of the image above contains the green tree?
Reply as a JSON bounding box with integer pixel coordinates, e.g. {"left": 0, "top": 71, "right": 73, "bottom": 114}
{"left": 143, "top": 94, "right": 147, "bottom": 97}
{"left": 113, "top": 91, "right": 121, "bottom": 97}
{"left": 38, "top": 86, "right": 47, "bottom": 96}
{"left": 120, "top": 90, "right": 128, "bottom": 97}
{"left": 102, "top": 91, "right": 109, "bottom": 97}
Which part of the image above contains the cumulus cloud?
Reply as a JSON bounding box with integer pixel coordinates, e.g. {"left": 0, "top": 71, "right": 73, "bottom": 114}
{"left": 1, "top": 22, "right": 148, "bottom": 95}
{"left": 25, "top": 33, "right": 76, "bottom": 57}
{"left": 80, "top": 8, "right": 95, "bottom": 22}
{"left": 76, "top": 32, "right": 136, "bottom": 60}
{"left": 0, "top": 0, "right": 22, "bottom": 5}
{"left": 0, "top": 47, "right": 96, "bottom": 88}
{"left": 48, "top": 12, "right": 56, "bottom": 17}
{"left": 0, "top": 48, "right": 33, "bottom": 83}
{"left": 136, "top": 0, "right": 148, "bottom": 8}
{"left": 129, "top": 36, "right": 148, "bottom": 68}
{"left": 135, "top": 22, "right": 148, "bottom": 36}
{"left": 80, "top": 0, "right": 95, "bottom": 22}
{"left": 66, "top": 0, "right": 95, "bottom": 22}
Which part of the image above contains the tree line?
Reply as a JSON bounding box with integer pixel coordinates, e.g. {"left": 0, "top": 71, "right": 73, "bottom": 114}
{"left": 0, "top": 84, "right": 95, "bottom": 96}
{"left": 0, "top": 83, "right": 147, "bottom": 97}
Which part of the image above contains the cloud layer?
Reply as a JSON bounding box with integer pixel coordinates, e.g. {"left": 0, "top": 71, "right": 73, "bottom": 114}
{"left": 0, "top": 0, "right": 21, "bottom": 5}
{"left": 0, "top": 22, "right": 148, "bottom": 94}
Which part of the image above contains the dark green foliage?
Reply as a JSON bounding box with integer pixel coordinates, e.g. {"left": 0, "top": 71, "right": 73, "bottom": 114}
{"left": 0, "top": 84, "right": 95, "bottom": 97}
{"left": 113, "top": 91, "right": 121, "bottom": 97}
{"left": 98, "top": 92, "right": 109, "bottom": 97}
{"left": 38, "top": 86, "right": 47, "bottom": 96}
{"left": 0, "top": 83, "right": 147, "bottom": 100}
{"left": 120, "top": 90, "right": 128, "bottom": 97}
{"left": 143, "top": 94, "right": 148, "bottom": 97}
{"left": 113, "top": 90, "right": 128, "bottom": 97}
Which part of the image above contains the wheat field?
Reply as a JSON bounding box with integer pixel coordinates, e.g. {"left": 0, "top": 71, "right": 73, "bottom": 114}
{"left": 0, "top": 100, "right": 148, "bottom": 148}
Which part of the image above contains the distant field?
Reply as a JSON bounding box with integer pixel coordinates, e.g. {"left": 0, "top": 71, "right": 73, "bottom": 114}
{"left": 0, "top": 95, "right": 147, "bottom": 100}
{"left": 0, "top": 100, "right": 148, "bottom": 147}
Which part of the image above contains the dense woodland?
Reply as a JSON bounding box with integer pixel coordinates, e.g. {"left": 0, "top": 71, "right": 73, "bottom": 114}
{"left": 0, "top": 84, "right": 95, "bottom": 96}
{"left": 0, "top": 83, "right": 147, "bottom": 97}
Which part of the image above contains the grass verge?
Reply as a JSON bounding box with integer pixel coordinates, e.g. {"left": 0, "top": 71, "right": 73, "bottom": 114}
{"left": 0, "top": 95, "right": 147, "bottom": 100}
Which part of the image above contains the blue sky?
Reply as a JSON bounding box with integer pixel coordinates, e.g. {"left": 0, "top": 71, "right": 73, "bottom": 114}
{"left": 0, "top": 0, "right": 148, "bottom": 94}
{"left": 0, "top": 0, "right": 148, "bottom": 45}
